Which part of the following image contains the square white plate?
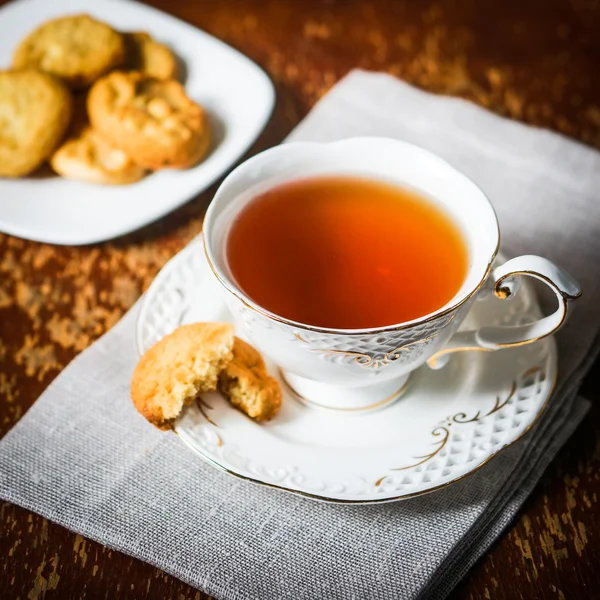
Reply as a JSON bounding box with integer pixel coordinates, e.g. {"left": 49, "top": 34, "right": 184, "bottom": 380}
{"left": 0, "top": 0, "right": 275, "bottom": 244}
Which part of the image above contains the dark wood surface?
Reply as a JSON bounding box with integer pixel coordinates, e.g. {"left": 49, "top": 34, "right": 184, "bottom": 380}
{"left": 1, "top": 0, "right": 600, "bottom": 598}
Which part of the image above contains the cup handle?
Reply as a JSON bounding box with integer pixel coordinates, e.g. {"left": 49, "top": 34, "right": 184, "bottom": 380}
{"left": 427, "top": 255, "right": 582, "bottom": 369}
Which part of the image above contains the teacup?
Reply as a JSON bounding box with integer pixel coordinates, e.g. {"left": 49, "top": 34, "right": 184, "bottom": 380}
{"left": 203, "top": 137, "right": 581, "bottom": 411}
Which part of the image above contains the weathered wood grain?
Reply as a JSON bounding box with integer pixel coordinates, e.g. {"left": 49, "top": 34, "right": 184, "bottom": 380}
{"left": 1, "top": 0, "right": 599, "bottom": 598}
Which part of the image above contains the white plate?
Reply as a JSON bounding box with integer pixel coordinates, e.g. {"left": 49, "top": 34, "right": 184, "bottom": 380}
{"left": 0, "top": 0, "right": 274, "bottom": 244}
{"left": 136, "top": 239, "right": 557, "bottom": 503}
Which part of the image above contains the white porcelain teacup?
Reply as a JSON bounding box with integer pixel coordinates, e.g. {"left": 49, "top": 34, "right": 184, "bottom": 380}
{"left": 203, "top": 137, "right": 581, "bottom": 411}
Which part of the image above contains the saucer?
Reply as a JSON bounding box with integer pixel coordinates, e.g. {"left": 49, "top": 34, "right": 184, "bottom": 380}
{"left": 136, "top": 238, "right": 557, "bottom": 503}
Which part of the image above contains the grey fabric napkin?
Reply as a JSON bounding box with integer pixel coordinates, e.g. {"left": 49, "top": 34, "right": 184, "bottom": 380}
{"left": 1, "top": 70, "right": 599, "bottom": 600}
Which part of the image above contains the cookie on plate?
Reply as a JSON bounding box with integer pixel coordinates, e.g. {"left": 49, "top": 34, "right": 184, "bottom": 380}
{"left": 123, "top": 32, "right": 178, "bottom": 80}
{"left": 50, "top": 122, "right": 146, "bottom": 185}
{"left": 219, "top": 338, "right": 282, "bottom": 421}
{"left": 0, "top": 70, "right": 72, "bottom": 178}
{"left": 50, "top": 92, "right": 144, "bottom": 185}
{"left": 131, "top": 323, "right": 235, "bottom": 430}
{"left": 13, "top": 14, "right": 125, "bottom": 89}
{"left": 49, "top": 94, "right": 146, "bottom": 185}
{"left": 88, "top": 71, "right": 210, "bottom": 170}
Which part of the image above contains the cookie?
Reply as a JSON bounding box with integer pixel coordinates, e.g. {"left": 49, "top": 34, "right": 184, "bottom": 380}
{"left": 50, "top": 124, "right": 146, "bottom": 185}
{"left": 13, "top": 15, "right": 125, "bottom": 89}
{"left": 0, "top": 70, "right": 72, "bottom": 178}
{"left": 131, "top": 323, "right": 234, "bottom": 430}
{"left": 87, "top": 71, "right": 210, "bottom": 170}
{"left": 218, "top": 338, "right": 282, "bottom": 422}
{"left": 123, "top": 32, "right": 178, "bottom": 80}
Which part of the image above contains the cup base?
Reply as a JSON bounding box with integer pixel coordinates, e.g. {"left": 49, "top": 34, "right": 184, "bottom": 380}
{"left": 279, "top": 370, "right": 412, "bottom": 414}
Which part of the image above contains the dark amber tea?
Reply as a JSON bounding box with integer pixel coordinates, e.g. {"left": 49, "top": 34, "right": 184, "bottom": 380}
{"left": 226, "top": 176, "right": 469, "bottom": 329}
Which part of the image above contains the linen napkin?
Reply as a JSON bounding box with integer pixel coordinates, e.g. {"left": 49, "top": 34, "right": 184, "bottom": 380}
{"left": 1, "top": 70, "right": 599, "bottom": 600}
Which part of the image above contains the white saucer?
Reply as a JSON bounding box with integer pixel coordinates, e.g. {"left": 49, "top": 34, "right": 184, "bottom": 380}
{"left": 136, "top": 238, "right": 557, "bottom": 503}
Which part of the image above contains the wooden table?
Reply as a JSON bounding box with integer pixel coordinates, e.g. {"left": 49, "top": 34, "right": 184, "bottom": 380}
{"left": 1, "top": 0, "right": 599, "bottom": 598}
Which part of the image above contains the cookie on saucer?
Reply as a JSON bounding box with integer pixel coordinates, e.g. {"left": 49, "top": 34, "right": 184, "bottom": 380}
{"left": 0, "top": 70, "right": 72, "bottom": 178}
{"left": 123, "top": 32, "right": 178, "bottom": 80}
{"left": 13, "top": 15, "right": 125, "bottom": 89}
{"left": 219, "top": 338, "right": 282, "bottom": 421}
{"left": 88, "top": 71, "right": 210, "bottom": 170}
{"left": 131, "top": 323, "right": 235, "bottom": 430}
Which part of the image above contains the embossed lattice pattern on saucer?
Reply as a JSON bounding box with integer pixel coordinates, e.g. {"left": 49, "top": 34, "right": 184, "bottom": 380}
{"left": 137, "top": 239, "right": 557, "bottom": 502}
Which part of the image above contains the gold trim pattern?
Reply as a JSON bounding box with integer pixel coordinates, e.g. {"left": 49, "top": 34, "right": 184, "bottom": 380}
{"left": 426, "top": 264, "right": 583, "bottom": 361}
{"left": 294, "top": 332, "right": 436, "bottom": 370}
{"left": 491, "top": 269, "right": 581, "bottom": 348}
{"left": 173, "top": 363, "right": 556, "bottom": 504}
{"left": 426, "top": 344, "right": 494, "bottom": 368}
{"left": 375, "top": 373, "right": 531, "bottom": 486}
{"left": 494, "top": 270, "right": 582, "bottom": 301}
{"left": 196, "top": 397, "right": 222, "bottom": 446}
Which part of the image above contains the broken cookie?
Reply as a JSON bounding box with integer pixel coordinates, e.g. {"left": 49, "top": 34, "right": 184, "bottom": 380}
{"left": 130, "top": 322, "right": 234, "bottom": 430}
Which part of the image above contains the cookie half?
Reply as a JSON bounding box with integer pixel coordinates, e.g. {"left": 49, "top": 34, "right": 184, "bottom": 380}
{"left": 219, "top": 338, "right": 282, "bottom": 421}
{"left": 0, "top": 70, "right": 72, "bottom": 177}
{"left": 88, "top": 71, "right": 210, "bottom": 170}
{"left": 13, "top": 14, "right": 125, "bottom": 89}
{"left": 131, "top": 323, "right": 235, "bottom": 430}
